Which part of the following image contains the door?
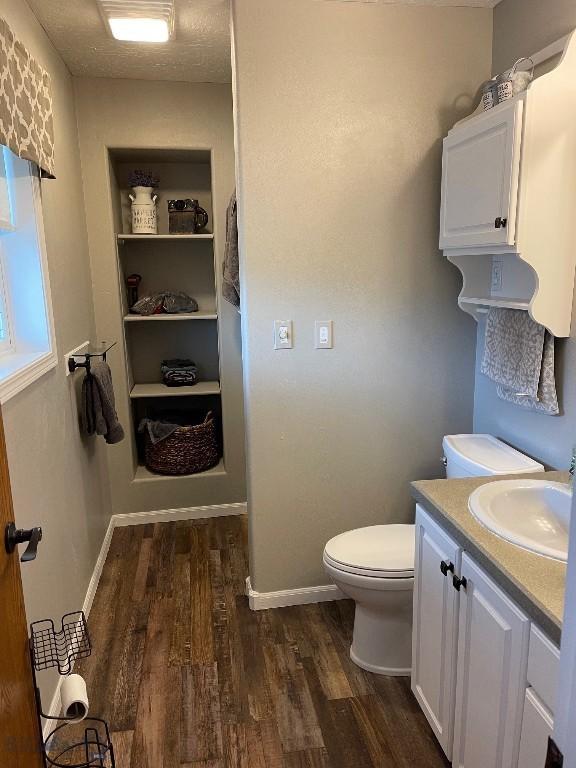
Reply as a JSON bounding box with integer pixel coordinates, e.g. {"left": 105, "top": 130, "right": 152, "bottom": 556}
{"left": 439, "top": 99, "right": 524, "bottom": 250}
{"left": 0, "top": 407, "right": 44, "bottom": 767}
{"left": 452, "top": 553, "right": 530, "bottom": 768}
{"left": 412, "top": 505, "right": 462, "bottom": 759}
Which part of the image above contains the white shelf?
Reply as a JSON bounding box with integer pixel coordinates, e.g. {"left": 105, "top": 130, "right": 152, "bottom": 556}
{"left": 124, "top": 312, "right": 217, "bottom": 322}
{"left": 130, "top": 382, "right": 221, "bottom": 398}
{"left": 117, "top": 233, "right": 214, "bottom": 241}
{"left": 459, "top": 296, "right": 530, "bottom": 311}
{"left": 134, "top": 458, "right": 226, "bottom": 482}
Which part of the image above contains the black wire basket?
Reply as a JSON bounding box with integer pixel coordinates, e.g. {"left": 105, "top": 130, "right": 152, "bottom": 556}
{"left": 31, "top": 612, "right": 91, "bottom": 675}
{"left": 44, "top": 719, "right": 115, "bottom": 768}
{"left": 29, "top": 611, "right": 115, "bottom": 768}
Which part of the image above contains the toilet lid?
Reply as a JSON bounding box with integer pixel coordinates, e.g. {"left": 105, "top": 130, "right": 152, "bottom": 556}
{"left": 324, "top": 525, "right": 415, "bottom": 576}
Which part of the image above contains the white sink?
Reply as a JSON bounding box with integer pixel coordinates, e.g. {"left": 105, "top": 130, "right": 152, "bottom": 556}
{"left": 468, "top": 479, "right": 572, "bottom": 562}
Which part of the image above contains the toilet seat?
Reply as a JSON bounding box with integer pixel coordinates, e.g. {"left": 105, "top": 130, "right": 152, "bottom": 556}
{"left": 323, "top": 524, "right": 415, "bottom": 579}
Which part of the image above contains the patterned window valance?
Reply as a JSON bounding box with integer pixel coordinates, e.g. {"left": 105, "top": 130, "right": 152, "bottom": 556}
{"left": 0, "top": 17, "right": 55, "bottom": 178}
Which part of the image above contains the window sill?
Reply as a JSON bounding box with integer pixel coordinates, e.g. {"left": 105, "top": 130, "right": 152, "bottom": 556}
{"left": 0, "top": 349, "right": 57, "bottom": 403}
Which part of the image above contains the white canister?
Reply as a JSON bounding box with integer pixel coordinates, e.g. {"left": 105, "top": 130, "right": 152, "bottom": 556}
{"left": 496, "top": 72, "right": 514, "bottom": 103}
{"left": 481, "top": 79, "right": 498, "bottom": 111}
{"left": 129, "top": 186, "right": 158, "bottom": 234}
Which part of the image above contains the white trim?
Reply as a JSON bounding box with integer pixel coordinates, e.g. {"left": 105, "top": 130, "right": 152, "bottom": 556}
{"left": 531, "top": 34, "right": 571, "bottom": 69}
{"left": 0, "top": 349, "right": 57, "bottom": 403}
{"left": 32, "top": 170, "right": 57, "bottom": 365}
{"left": 41, "top": 502, "right": 246, "bottom": 737}
{"left": 554, "top": 487, "right": 576, "bottom": 761}
{"left": 245, "top": 576, "right": 346, "bottom": 611}
{"left": 82, "top": 518, "right": 116, "bottom": 619}
{"left": 113, "top": 502, "right": 247, "bottom": 526}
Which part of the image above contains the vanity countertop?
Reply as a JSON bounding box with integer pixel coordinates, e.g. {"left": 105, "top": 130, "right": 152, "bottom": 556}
{"left": 411, "top": 470, "right": 568, "bottom": 645}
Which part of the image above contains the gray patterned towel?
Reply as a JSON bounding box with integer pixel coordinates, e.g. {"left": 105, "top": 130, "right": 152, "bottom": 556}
{"left": 481, "top": 308, "right": 558, "bottom": 415}
{"left": 222, "top": 190, "right": 240, "bottom": 310}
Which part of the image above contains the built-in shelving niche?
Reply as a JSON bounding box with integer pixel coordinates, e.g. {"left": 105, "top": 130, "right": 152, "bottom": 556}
{"left": 109, "top": 148, "right": 225, "bottom": 482}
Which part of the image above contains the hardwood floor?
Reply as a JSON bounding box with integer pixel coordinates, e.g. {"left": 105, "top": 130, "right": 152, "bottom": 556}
{"left": 76, "top": 517, "right": 449, "bottom": 767}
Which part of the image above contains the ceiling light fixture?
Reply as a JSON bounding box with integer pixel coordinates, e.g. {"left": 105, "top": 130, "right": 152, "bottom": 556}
{"left": 98, "top": 0, "right": 175, "bottom": 43}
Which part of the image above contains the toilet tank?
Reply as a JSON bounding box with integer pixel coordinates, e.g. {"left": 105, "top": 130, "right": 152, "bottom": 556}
{"left": 442, "top": 434, "right": 544, "bottom": 478}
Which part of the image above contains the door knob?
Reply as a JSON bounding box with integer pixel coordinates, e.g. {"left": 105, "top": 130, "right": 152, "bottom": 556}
{"left": 5, "top": 523, "right": 43, "bottom": 562}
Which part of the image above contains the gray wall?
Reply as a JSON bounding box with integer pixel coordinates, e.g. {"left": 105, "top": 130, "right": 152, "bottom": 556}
{"left": 232, "top": 0, "right": 492, "bottom": 593}
{"left": 1, "top": 0, "right": 112, "bottom": 707}
{"left": 74, "top": 78, "right": 246, "bottom": 514}
{"left": 493, "top": 0, "right": 576, "bottom": 74}
{"left": 474, "top": 0, "right": 576, "bottom": 470}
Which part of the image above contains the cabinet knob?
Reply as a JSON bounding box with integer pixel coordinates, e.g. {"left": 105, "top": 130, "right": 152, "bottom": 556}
{"left": 440, "top": 560, "right": 454, "bottom": 576}
{"left": 453, "top": 574, "right": 467, "bottom": 592}
{"left": 495, "top": 216, "right": 508, "bottom": 229}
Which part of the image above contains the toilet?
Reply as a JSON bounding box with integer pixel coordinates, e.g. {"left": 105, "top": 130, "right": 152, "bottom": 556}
{"left": 323, "top": 434, "right": 544, "bottom": 676}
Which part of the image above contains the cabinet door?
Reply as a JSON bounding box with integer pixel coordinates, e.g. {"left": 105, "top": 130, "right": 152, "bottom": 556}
{"left": 440, "top": 100, "right": 524, "bottom": 249}
{"left": 517, "top": 689, "right": 553, "bottom": 768}
{"left": 412, "top": 505, "right": 462, "bottom": 759}
{"left": 453, "top": 554, "right": 530, "bottom": 768}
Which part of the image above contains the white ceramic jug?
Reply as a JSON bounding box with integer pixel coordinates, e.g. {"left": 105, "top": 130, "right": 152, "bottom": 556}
{"left": 129, "top": 186, "right": 158, "bottom": 234}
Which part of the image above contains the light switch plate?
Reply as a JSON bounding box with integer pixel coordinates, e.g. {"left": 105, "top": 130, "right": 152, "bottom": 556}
{"left": 315, "top": 320, "right": 333, "bottom": 349}
{"left": 274, "top": 320, "right": 293, "bottom": 349}
{"left": 491, "top": 256, "right": 503, "bottom": 293}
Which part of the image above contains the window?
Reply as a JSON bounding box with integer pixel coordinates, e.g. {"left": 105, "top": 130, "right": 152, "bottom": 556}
{"left": 0, "top": 147, "right": 56, "bottom": 402}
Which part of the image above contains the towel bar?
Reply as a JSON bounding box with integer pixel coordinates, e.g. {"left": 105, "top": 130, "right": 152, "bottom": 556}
{"left": 68, "top": 342, "right": 116, "bottom": 375}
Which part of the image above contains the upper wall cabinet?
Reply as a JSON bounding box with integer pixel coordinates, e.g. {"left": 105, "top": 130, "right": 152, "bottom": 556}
{"left": 439, "top": 32, "right": 576, "bottom": 337}
{"left": 440, "top": 100, "right": 523, "bottom": 250}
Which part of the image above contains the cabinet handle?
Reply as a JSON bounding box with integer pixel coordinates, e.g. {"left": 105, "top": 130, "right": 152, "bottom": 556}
{"left": 440, "top": 560, "right": 454, "bottom": 576}
{"left": 453, "top": 575, "right": 467, "bottom": 592}
{"left": 495, "top": 216, "right": 508, "bottom": 229}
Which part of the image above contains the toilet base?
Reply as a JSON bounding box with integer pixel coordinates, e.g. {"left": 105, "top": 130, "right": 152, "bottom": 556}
{"left": 350, "top": 647, "right": 411, "bottom": 676}
{"left": 349, "top": 597, "right": 413, "bottom": 678}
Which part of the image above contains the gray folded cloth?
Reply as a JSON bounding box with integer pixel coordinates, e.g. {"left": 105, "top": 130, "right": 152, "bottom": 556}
{"left": 82, "top": 361, "right": 125, "bottom": 444}
{"left": 481, "top": 308, "right": 559, "bottom": 415}
{"left": 139, "top": 418, "right": 180, "bottom": 445}
{"left": 222, "top": 190, "right": 240, "bottom": 310}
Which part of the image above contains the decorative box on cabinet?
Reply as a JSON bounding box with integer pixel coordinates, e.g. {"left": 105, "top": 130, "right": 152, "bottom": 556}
{"left": 440, "top": 32, "right": 576, "bottom": 337}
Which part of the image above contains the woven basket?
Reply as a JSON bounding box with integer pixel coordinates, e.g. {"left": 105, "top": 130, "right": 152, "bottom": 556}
{"left": 144, "top": 412, "right": 220, "bottom": 475}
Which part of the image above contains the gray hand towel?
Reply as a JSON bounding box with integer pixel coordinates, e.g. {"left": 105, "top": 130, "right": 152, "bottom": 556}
{"left": 222, "top": 190, "right": 240, "bottom": 310}
{"left": 496, "top": 330, "right": 559, "bottom": 415}
{"left": 138, "top": 418, "right": 180, "bottom": 445}
{"left": 481, "top": 308, "right": 559, "bottom": 415}
{"left": 82, "top": 361, "right": 125, "bottom": 444}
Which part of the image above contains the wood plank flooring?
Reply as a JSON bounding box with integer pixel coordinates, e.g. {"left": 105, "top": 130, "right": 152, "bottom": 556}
{"left": 76, "top": 517, "right": 449, "bottom": 767}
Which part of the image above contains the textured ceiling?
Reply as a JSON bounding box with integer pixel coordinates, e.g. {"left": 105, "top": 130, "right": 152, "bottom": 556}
{"left": 26, "top": 0, "right": 233, "bottom": 83}
{"left": 27, "top": 0, "right": 501, "bottom": 83}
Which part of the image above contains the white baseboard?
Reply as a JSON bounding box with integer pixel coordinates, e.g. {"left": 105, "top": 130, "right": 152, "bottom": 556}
{"left": 113, "top": 502, "right": 247, "bottom": 527}
{"left": 41, "top": 501, "right": 246, "bottom": 738}
{"left": 245, "top": 576, "right": 346, "bottom": 610}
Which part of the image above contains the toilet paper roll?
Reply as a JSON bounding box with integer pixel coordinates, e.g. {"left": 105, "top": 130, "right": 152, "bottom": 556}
{"left": 60, "top": 674, "right": 89, "bottom": 722}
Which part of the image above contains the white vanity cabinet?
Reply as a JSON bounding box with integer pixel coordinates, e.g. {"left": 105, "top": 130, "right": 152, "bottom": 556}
{"left": 439, "top": 99, "right": 523, "bottom": 251}
{"left": 412, "top": 506, "right": 462, "bottom": 758}
{"left": 452, "top": 553, "right": 530, "bottom": 768}
{"left": 517, "top": 626, "right": 560, "bottom": 768}
{"left": 413, "top": 505, "right": 559, "bottom": 768}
